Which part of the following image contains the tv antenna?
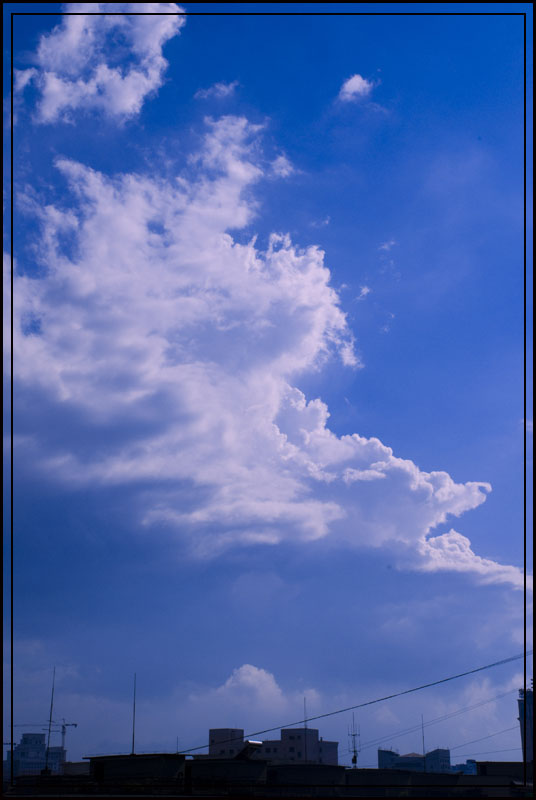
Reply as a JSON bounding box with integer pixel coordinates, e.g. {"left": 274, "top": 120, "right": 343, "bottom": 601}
{"left": 348, "top": 712, "right": 360, "bottom": 768}
{"left": 304, "top": 696, "right": 308, "bottom": 763}
{"left": 131, "top": 674, "right": 137, "bottom": 755}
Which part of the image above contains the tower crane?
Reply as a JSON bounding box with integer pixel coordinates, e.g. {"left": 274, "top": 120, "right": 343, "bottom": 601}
{"left": 13, "top": 720, "right": 78, "bottom": 753}
{"left": 53, "top": 719, "right": 78, "bottom": 752}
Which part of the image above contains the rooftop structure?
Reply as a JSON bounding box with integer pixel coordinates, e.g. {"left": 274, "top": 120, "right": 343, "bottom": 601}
{"left": 206, "top": 727, "right": 338, "bottom": 765}
{"left": 518, "top": 684, "right": 534, "bottom": 762}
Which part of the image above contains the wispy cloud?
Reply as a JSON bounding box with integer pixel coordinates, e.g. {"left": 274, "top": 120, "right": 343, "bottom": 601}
{"left": 194, "top": 80, "right": 239, "bottom": 100}
{"left": 271, "top": 154, "right": 295, "bottom": 178}
{"left": 14, "top": 3, "right": 185, "bottom": 122}
{"left": 378, "top": 239, "right": 397, "bottom": 251}
{"left": 338, "top": 73, "right": 374, "bottom": 102}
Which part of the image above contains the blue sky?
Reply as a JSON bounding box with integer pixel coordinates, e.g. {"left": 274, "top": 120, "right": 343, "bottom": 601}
{"left": 3, "top": 2, "right": 533, "bottom": 766}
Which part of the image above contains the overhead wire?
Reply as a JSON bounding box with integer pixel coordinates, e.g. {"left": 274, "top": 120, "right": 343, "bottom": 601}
{"left": 354, "top": 688, "right": 518, "bottom": 753}
{"left": 178, "top": 650, "right": 531, "bottom": 754}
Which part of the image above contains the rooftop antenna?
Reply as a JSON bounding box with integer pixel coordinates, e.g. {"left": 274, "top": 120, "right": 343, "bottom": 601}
{"left": 43, "top": 667, "right": 56, "bottom": 775}
{"left": 421, "top": 714, "right": 426, "bottom": 773}
{"left": 349, "top": 712, "right": 359, "bottom": 768}
{"left": 131, "top": 674, "right": 136, "bottom": 756}
{"left": 304, "top": 697, "right": 308, "bottom": 763}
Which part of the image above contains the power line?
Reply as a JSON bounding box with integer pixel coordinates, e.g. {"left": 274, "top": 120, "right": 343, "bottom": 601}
{"left": 355, "top": 688, "right": 518, "bottom": 752}
{"left": 454, "top": 748, "right": 521, "bottom": 757}
{"left": 450, "top": 726, "right": 520, "bottom": 751}
{"left": 179, "top": 651, "right": 531, "bottom": 754}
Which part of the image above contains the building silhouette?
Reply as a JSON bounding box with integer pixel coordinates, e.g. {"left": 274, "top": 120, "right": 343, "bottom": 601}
{"left": 517, "top": 684, "right": 534, "bottom": 762}
{"left": 5, "top": 733, "right": 66, "bottom": 777}
{"left": 378, "top": 747, "right": 452, "bottom": 773}
{"left": 207, "top": 727, "right": 338, "bottom": 765}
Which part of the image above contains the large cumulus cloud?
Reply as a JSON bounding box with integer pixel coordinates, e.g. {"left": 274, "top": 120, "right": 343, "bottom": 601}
{"left": 9, "top": 114, "right": 526, "bottom": 589}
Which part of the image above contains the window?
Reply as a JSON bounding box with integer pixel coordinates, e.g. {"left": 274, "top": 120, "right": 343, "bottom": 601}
{"left": 289, "top": 747, "right": 294, "bottom": 753}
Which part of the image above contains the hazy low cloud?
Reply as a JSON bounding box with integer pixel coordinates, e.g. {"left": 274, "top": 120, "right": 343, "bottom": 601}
{"left": 195, "top": 80, "right": 239, "bottom": 100}
{"left": 15, "top": 3, "right": 185, "bottom": 122}
{"left": 9, "top": 114, "right": 527, "bottom": 591}
{"left": 7, "top": 640, "right": 525, "bottom": 761}
{"left": 338, "top": 73, "right": 374, "bottom": 102}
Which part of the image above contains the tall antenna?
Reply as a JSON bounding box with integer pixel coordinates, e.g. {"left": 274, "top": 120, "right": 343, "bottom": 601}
{"left": 349, "top": 712, "right": 358, "bottom": 768}
{"left": 303, "top": 697, "right": 308, "bottom": 763}
{"left": 421, "top": 714, "right": 426, "bottom": 773}
{"left": 44, "top": 667, "right": 56, "bottom": 774}
{"left": 131, "top": 674, "right": 137, "bottom": 756}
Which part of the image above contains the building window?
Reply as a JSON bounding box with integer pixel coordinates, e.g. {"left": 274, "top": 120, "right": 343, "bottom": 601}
{"left": 289, "top": 747, "right": 294, "bottom": 753}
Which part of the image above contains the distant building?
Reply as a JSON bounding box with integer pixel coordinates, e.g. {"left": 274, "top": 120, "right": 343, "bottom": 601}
{"left": 378, "top": 747, "right": 451, "bottom": 773}
{"left": 207, "top": 727, "right": 338, "bottom": 765}
{"left": 518, "top": 685, "right": 534, "bottom": 762}
{"left": 208, "top": 729, "right": 245, "bottom": 758}
{"left": 450, "top": 759, "right": 477, "bottom": 775}
{"left": 259, "top": 728, "right": 338, "bottom": 765}
{"left": 377, "top": 749, "right": 400, "bottom": 770}
{"left": 5, "top": 733, "right": 66, "bottom": 777}
{"left": 425, "top": 748, "right": 451, "bottom": 773}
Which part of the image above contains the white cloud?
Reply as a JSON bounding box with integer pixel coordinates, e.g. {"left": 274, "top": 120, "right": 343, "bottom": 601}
{"left": 271, "top": 154, "right": 294, "bottom": 178}
{"left": 356, "top": 286, "right": 371, "bottom": 300}
{"left": 10, "top": 114, "right": 529, "bottom": 591}
{"left": 194, "top": 80, "right": 239, "bottom": 100}
{"left": 338, "top": 74, "right": 374, "bottom": 102}
{"left": 16, "top": 3, "right": 185, "bottom": 122}
{"left": 186, "top": 664, "right": 321, "bottom": 735}
{"left": 416, "top": 530, "right": 527, "bottom": 591}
